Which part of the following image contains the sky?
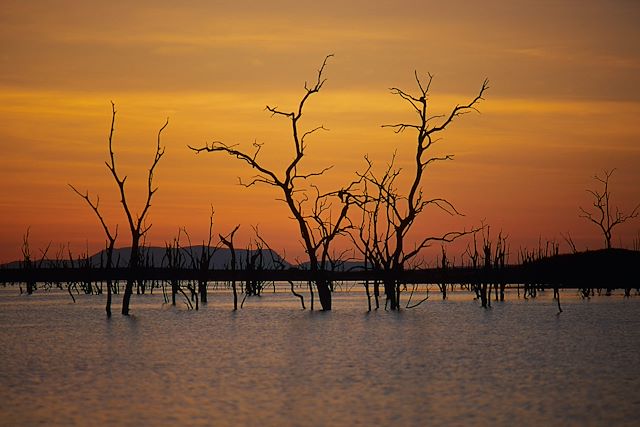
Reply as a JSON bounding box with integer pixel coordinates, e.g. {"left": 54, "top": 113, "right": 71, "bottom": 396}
{"left": 1, "top": 0, "right": 639, "bottom": 264}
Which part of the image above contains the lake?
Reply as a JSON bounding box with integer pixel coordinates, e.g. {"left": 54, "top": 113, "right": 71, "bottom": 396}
{"left": 1, "top": 285, "right": 639, "bottom": 426}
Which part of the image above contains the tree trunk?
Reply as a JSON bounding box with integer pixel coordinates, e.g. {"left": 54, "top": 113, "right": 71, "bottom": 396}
{"left": 122, "top": 279, "right": 134, "bottom": 315}
{"left": 480, "top": 283, "right": 488, "bottom": 308}
{"left": 121, "top": 239, "right": 140, "bottom": 316}
{"left": 199, "top": 280, "right": 208, "bottom": 303}
{"left": 106, "top": 279, "right": 112, "bottom": 318}
{"left": 556, "top": 289, "right": 563, "bottom": 314}
{"left": 232, "top": 280, "right": 237, "bottom": 310}
{"left": 384, "top": 279, "right": 398, "bottom": 310}
{"left": 171, "top": 280, "right": 178, "bottom": 305}
{"left": 373, "top": 281, "right": 380, "bottom": 309}
{"left": 364, "top": 280, "right": 372, "bottom": 312}
{"left": 316, "top": 280, "right": 332, "bottom": 311}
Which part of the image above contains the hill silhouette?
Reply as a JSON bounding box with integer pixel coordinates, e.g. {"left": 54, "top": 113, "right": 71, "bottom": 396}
{"left": 1, "top": 246, "right": 291, "bottom": 270}
{"left": 520, "top": 248, "right": 639, "bottom": 287}
{"left": 2, "top": 247, "right": 638, "bottom": 291}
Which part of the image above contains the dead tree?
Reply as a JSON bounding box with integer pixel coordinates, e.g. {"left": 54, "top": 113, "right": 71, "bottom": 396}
{"left": 190, "top": 55, "right": 358, "bottom": 311}
{"left": 243, "top": 239, "right": 264, "bottom": 299}
{"left": 305, "top": 184, "right": 363, "bottom": 305}
{"left": 353, "top": 195, "right": 382, "bottom": 310}
{"left": 438, "top": 246, "right": 449, "bottom": 300}
{"left": 68, "top": 185, "right": 118, "bottom": 317}
{"left": 181, "top": 206, "right": 218, "bottom": 304}
{"left": 163, "top": 230, "right": 194, "bottom": 310}
{"left": 579, "top": 169, "right": 639, "bottom": 249}
{"left": 253, "top": 226, "right": 306, "bottom": 309}
{"left": 164, "top": 234, "right": 182, "bottom": 307}
{"left": 481, "top": 231, "right": 491, "bottom": 308}
{"left": 20, "top": 228, "right": 34, "bottom": 295}
{"left": 463, "top": 232, "right": 481, "bottom": 299}
{"left": 351, "top": 73, "right": 488, "bottom": 310}
{"left": 102, "top": 102, "right": 167, "bottom": 315}
{"left": 561, "top": 232, "right": 579, "bottom": 255}
{"left": 492, "top": 231, "right": 508, "bottom": 302}
{"left": 20, "top": 227, "right": 36, "bottom": 295}
{"left": 19, "top": 228, "right": 51, "bottom": 295}
{"left": 220, "top": 225, "right": 240, "bottom": 310}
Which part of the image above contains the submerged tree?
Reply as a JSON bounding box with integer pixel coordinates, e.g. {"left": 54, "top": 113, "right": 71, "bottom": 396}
{"left": 190, "top": 55, "right": 359, "bottom": 311}
{"left": 219, "top": 225, "right": 240, "bottom": 310}
{"left": 101, "top": 102, "right": 167, "bottom": 315}
{"left": 19, "top": 228, "right": 51, "bottom": 295}
{"left": 68, "top": 185, "right": 118, "bottom": 317}
{"left": 181, "top": 206, "right": 218, "bottom": 305}
{"left": 351, "top": 73, "right": 488, "bottom": 310}
{"left": 579, "top": 169, "right": 639, "bottom": 249}
{"left": 20, "top": 228, "right": 35, "bottom": 295}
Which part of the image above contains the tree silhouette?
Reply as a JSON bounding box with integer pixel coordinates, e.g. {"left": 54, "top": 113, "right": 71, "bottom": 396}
{"left": 579, "top": 169, "right": 639, "bottom": 249}
{"left": 20, "top": 228, "right": 35, "bottom": 295}
{"left": 219, "top": 225, "right": 240, "bottom": 310}
{"left": 162, "top": 230, "right": 183, "bottom": 307}
{"left": 190, "top": 55, "right": 360, "bottom": 311}
{"left": 103, "top": 102, "right": 168, "bottom": 315}
{"left": 19, "top": 228, "right": 51, "bottom": 295}
{"left": 68, "top": 185, "right": 118, "bottom": 316}
{"left": 181, "top": 206, "right": 218, "bottom": 305}
{"left": 350, "top": 73, "right": 488, "bottom": 310}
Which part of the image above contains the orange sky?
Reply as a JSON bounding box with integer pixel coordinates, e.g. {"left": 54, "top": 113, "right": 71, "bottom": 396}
{"left": 1, "top": 0, "right": 639, "bottom": 264}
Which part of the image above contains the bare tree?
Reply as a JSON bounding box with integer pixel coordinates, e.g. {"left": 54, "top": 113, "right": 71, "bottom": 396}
{"left": 463, "top": 230, "right": 482, "bottom": 300}
{"left": 437, "top": 246, "right": 449, "bottom": 300}
{"left": 579, "top": 169, "right": 639, "bottom": 249}
{"left": 68, "top": 185, "right": 118, "bottom": 317}
{"left": 190, "top": 55, "right": 359, "bottom": 311}
{"left": 163, "top": 230, "right": 195, "bottom": 310}
{"left": 350, "top": 73, "right": 488, "bottom": 310}
{"left": 19, "top": 228, "right": 51, "bottom": 295}
{"left": 103, "top": 102, "right": 168, "bottom": 315}
{"left": 219, "top": 225, "right": 240, "bottom": 310}
{"left": 163, "top": 231, "right": 183, "bottom": 307}
{"left": 242, "top": 238, "right": 265, "bottom": 302}
{"left": 20, "top": 228, "right": 34, "bottom": 295}
{"left": 561, "top": 232, "right": 578, "bottom": 254}
{"left": 252, "top": 225, "right": 307, "bottom": 309}
{"left": 181, "top": 206, "right": 219, "bottom": 304}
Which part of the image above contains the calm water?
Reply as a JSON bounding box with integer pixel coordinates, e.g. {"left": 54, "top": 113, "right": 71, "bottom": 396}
{"left": 1, "top": 286, "right": 639, "bottom": 426}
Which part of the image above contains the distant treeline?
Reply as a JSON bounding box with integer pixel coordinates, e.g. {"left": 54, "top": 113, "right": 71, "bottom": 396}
{"left": 2, "top": 248, "right": 638, "bottom": 289}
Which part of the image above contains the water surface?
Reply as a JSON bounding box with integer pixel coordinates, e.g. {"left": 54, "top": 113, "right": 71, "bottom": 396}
{"left": 1, "top": 287, "right": 639, "bottom": 426}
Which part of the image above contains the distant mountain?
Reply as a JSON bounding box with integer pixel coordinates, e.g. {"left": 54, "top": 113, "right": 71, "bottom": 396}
{"left": 0, "top": 246, "right": 292, "bottom": 270}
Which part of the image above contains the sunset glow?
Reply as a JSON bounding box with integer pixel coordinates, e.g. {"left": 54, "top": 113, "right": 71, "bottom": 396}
{"left": 1, "top": 0, "right": 639, "bottom": 263}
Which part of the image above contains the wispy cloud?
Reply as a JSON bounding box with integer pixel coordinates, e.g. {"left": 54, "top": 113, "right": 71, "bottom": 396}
{"left": 503, "top": 46, "right": 640, "bottom": 70}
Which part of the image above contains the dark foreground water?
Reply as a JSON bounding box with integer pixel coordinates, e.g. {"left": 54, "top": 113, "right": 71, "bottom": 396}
{"left": 1, "top": 286, "right": 639, "bottom": 427}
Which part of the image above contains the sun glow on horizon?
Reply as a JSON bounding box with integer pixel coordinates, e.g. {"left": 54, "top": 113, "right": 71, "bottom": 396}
{"left": 1, "top": 1, "right": 640, "bottom": 263}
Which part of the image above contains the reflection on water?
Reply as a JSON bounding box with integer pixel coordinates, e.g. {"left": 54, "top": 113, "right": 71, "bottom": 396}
{"left": 1, "top": 287, "right": 639, "bottom": 426}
